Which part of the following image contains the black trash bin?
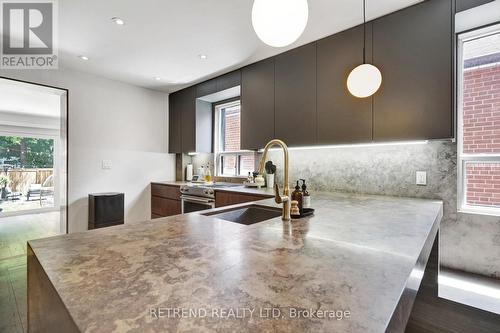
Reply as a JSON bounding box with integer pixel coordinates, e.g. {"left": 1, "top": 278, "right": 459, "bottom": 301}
{"left": 88, "top": 192, "right": 124, "bottom": 229}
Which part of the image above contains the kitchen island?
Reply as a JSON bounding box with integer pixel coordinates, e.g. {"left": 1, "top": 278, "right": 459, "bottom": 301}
{"left": 28, "top": 192, "right": 442, "bottom": 333}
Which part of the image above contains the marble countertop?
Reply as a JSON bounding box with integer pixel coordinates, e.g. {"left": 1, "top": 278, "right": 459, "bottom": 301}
{"left": 28, "top": 192, "right": 442, "bottom": 333}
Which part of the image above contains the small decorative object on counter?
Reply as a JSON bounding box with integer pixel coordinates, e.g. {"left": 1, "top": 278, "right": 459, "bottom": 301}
{"left": 197, "top": 166, "right": 204, "bottom": 179}
{"left": 265, "top": 160, "right": 276, "bottom": 189}
{"left": 301, "top": 179, "right": 311, "bottom": 208}
{"left": 290, "top": 200, "right": 300, "bottom": 217}
{"left": 291, "top": 180, "right": 303, "bottom": 213}
{"left": 244, "top": 172, "right": 264, "bottom": 188}
{"left": 204, "top": 164, "right": 212, "bottom": 182}
{"left": 255, "top": 172, "right": 266, "bottom": 187}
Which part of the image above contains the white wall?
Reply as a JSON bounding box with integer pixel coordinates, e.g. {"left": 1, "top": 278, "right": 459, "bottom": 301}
{"left": 0, "top": 68, "right": 175, "bottom": 232}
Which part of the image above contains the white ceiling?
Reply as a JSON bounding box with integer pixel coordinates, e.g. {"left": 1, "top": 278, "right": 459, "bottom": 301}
{"left": 0, "top": 79, "right": 61, "bottom": 117}
{"left": 57, "top": 0, "right": 423, "bottom": 92}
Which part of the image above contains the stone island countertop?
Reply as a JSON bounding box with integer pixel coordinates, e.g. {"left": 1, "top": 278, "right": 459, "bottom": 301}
{"left": 28, "top": 191, "right": 442, "bottom": 333}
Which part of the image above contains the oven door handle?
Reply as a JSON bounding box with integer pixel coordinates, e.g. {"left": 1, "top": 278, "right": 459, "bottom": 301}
{"left": 180, "top": 195, "right": 215, "bottom": 204}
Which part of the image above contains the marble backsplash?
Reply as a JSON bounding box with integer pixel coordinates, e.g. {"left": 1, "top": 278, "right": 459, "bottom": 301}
{"left": 267, "top": 141, "right": 500, "bottom": 279}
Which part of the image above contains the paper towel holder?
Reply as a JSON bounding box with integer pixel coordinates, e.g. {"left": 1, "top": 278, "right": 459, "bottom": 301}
{"left": 186, "top": 163, "right": 193, "bottom": 181}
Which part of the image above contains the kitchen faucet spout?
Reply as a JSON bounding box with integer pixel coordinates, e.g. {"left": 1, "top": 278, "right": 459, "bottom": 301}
{"left": 258, "top": 139, "right": 291, "bottom": 221}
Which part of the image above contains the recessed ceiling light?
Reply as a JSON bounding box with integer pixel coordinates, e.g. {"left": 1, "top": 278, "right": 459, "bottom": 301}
{"left": 78, "top": 55, "right": 89, "bottom": 61}
{"left": 111, "top": 17, "right": 125, "bottom": 25}
{"left": 154, "top": 77, "right": 161, "bottom": 81}
{"left": 199, "top": 54, "right": 207, "bottom": 60}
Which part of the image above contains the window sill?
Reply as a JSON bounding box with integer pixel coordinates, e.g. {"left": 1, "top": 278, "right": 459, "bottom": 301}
{"left": 458, "top": 205, "right": 500, "bottom": 217}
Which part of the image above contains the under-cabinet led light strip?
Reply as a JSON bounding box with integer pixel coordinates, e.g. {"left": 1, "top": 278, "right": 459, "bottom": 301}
{"left": 258, "top": 140, "right": 430, "bottom": 152}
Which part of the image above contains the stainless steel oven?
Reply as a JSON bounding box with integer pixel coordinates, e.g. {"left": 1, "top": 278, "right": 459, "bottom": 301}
{"left": 180, "top": 185, "right": 216, "bottom": 213}
{"left": 180, "top": 195, "right": 215, "bottom": 213}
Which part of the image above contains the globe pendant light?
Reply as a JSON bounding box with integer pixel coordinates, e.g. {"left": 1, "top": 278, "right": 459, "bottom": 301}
{"left": 347, "top": 0, "right": 382, "bottom": 98}
{"left": 252, "top": 0, "right": 309, "bottom": 48}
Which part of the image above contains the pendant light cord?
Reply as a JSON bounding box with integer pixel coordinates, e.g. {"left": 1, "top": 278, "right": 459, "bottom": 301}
{"left": 363, "top": 0, "right": 366, "bottom": 64}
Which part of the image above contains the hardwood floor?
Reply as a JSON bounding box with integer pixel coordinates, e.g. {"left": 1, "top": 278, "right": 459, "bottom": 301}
{"left": 406, "top": 293, "right": 500, "bottom": 333}
{"left": 0, "top": 212, "right": 60, "bottom": 333}
{"left": 406, "top": 235, "right": 500, "bottom": 333}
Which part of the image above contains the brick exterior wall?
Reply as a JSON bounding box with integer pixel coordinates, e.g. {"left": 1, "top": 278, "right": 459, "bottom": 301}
{"left": 224, "top": 110, "right": 240, "bottom": 152}
{"left": 463, "top": 64, "right": 500, "bottom": 154}
{"left": 465, "top": 163, "right": 500, "bottom": 206}
{"left": 463, "top": 62, "right": 500, "bottom": 206}
{"left": 221, "top": 106, "right": 255, "bottom": 176}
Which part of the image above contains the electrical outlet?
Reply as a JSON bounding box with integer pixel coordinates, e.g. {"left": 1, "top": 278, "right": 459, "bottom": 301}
{"left": 416, "top": 171, "right": 427, "bottom": 186}
{"left": 102, "top": 160, "right": 112, "bottom": 170}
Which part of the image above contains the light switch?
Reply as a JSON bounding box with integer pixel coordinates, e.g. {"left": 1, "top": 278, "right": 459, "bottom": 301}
{"left": 102, "top": 160, "right": 112, "bottom": 170}
{"left": 416, "top": 171, "right": 427, "bottom": 186}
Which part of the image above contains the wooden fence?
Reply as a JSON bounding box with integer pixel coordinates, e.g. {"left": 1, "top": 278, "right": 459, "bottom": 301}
{"left": 0, "top": 169, "right": 53, "bottom": 194}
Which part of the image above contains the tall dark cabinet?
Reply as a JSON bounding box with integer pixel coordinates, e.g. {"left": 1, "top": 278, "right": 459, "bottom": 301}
{"left": 372, "top": 0, "right": 453, "bottom": 141}
{"left": 179, "top": 87, "right": 196, "bottom": 152}
{"left": 168, "top": 87, "right": 197, "bottom": 154}
{"left": 317, "top": 24, "right": 374, "bottom": 144}
{"left": 241, "top": 58, "right": 275, "bottom": 150}
{"left": 168, "top": 91, "right": 182, "bottom": 153}
{"left": 274, "top": 43, "right": 317, "bottom": 146}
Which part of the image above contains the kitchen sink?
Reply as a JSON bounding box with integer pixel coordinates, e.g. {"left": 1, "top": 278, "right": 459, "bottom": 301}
{"left": 203, "top": 204, "right": 282, "bottom": 225}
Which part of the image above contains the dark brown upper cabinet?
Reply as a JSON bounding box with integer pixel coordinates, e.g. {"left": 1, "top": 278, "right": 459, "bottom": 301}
{"left": 171, "top": 0, "right": 453, "bottom": 151}
{"left": 456, "top": 0, "right": 493, "bottom": 12}
{"left": 275, "top": 43, "right": 317, "bottom": 146}
{"left": 372, "top": 0, "right": 453, "bottom": 141}
{"left": 195, "top": 70, "right": 241, "bottom": 98}
{"left": 217, "top": 70, "right": 241, "bottom": 91}
{"left": 317, "top": 24, "right": 373, "bottom": 144}
{"left": 169, "top": 86, "right": 212, "bottom": 154}
{"left": 241, "top": 58, "right": 275, "bottom": 150}
{"left": 195, "top": 79, "right": 217, "bottom": 98}
{"left": 179, "top": 87, "right": 196, "bottom": 152}
{"left": 168, "top": 91, "right": 182, "bottom": 153}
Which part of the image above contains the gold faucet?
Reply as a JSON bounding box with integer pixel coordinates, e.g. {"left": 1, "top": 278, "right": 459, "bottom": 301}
{"left": 258, "top": 139, "right": 291, "bottom": 221}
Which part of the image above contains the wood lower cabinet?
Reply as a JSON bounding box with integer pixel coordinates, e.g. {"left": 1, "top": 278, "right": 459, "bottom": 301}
{"left": 151, "top": 197, "right": 181, "bottom": 217}
{"left": 215, "top": 191, "right": 273, "bottom": 208}
{"left": 151, "top": 184, "right": 181, "bottom": 218}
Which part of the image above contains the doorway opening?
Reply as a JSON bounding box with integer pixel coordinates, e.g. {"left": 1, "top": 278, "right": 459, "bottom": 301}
{"left": 0, "top": 77, "right": 68, "bottom": 234}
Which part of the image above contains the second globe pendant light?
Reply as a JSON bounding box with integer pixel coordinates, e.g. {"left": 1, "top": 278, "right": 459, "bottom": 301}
{"left": 347, "top": 0, "right": 382, "bottom": 98}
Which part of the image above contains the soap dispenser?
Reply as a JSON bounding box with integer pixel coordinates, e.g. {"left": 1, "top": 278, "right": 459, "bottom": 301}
{"left": 291, "top": 180, "right": 303, "bottom": 213}
{"left": 301, "top": 179, "right": 311, "bottom": 209}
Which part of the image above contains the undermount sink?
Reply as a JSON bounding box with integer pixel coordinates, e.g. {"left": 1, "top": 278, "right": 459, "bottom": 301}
{"left": 203, "top": 204, "right": 282, "bottom": 225}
